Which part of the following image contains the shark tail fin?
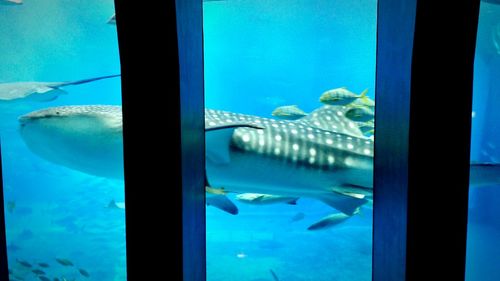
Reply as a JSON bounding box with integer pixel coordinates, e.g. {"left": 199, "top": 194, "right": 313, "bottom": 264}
{"left": 206, "top": 195, "right": 239, "bottom": 215}
{"left": 56, "top": 74, "right": 121, "bottom": 87}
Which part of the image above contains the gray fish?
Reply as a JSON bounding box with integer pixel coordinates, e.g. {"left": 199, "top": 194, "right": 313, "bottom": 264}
{"left": 307, "top": 212, "right": 354, "bottom": 231}
{"left": 0, "top": 74, "right": 120, "bottom": 103}
{"left": 38, "top": 276, "right": 51, "bottom": 281}
{"left": 53, "top": 278, "right": 60, "bottom": 281}
{"left": 19, "top": 105, "right": 124, "bottom": 179}
{"left": 78, "top": 268, "right": 90, "bottom": 278}
{"left": 55, "top": 258, "right": 73, "bottom": 266}
{"left": 17, "top": 259, "right": 32, "bottom": 268}
{"left": 271, "top": 105, "right": 307, "bottom": 120}
{"left": 32, "top": 269, "right": 46, "bottom": 275}
{"left": 38, "top": 263, "right": 50, "bottom": 268}
{"left": 345, "top": 106, "right": 374, "bottom": 122}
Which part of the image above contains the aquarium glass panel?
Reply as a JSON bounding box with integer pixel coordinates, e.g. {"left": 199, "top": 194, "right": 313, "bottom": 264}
{"left": 0, "top": 1, "right": 126, "bottom": 281}
{"left": 203, "top": 1, "right": 376, "bottom": 280}
{"left": 466, "top": 2, "right": 500, "bottom": 281}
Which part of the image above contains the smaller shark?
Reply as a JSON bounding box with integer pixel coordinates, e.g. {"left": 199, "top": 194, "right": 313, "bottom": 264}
{"left": 0, "top": 74, "right": 120, "bottom": 103}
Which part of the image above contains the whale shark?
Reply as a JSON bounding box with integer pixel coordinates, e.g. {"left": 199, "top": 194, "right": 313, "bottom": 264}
{"left": 205, "top": 106, "right": 373, "bottom": 215}
{"left": 17, "top": 105, "right": 500, "bottom": 216}
{"left": 19, "top": 105, "right": 124, "bottom": 179}
{"left": 0, "top": 74, "right": 120, "bottom": 103}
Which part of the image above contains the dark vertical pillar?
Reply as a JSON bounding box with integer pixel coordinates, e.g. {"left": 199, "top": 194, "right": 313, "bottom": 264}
{"left": 114, "top": 1, "right": 184, "bottom": 280}
{"left": 0, "top": 146, "right": 8, "bottom": 281}
{"left": 175, "top": 1, "right": 206, "bottom": 281}
{"left": 375, "top": 0, "right": 480, "bottom": 280}
{"left": 407, "top": 0, "right": 480, "bottom": 280}
{"left": 373, "top": 0, "right": 417, "bottom": 281}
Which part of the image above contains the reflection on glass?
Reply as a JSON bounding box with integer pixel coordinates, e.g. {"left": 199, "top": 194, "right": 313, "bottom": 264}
{"left": 466, "top": 2, "right": 500, "bottom": 281}
{"left": 203, "top": 1, "right": 376, "bottom": 280}
{"left": 0, "top": 1, "right": 126, "bottom": 281}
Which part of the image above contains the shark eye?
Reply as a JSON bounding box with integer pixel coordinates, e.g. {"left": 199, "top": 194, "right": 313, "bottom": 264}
{"left": 56, "top": 111, "right": 60, "bottom": 115}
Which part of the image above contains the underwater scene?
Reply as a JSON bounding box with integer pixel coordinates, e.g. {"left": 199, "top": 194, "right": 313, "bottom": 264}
{"left": 203, "top": 1, "right": 376, "bottom": 281}
{"left": 466, "top": 2, "right": 500, "bottom": 281}
{"left": 0, "top": 1, "right": 125, "bottom": 281}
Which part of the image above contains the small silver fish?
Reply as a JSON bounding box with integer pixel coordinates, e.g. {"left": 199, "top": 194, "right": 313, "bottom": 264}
{"left": 307, "top": 212, "right": 355, "bottom": 230}
{"left": 271, "top": 105, "right": 307, "bottom": 120}
{"left": 319, "top": 87, "right": 368, "bottom": 106}
{"left": 345, "top": 106, "right": 374, "bottom": 122}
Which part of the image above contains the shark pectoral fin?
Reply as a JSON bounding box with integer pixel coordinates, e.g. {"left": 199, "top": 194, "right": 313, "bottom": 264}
{"left": 205, "top": 124, "right": 263, "bottom": 164}
{"left": 286, "top": 198, "right": 299, "bottom": 205}
{"left": 318, "top": 193, "right": 368, "bottom": 216}
{"left": 206, "top": 194, "right": 239, "bottom": 215}
{"left": 206, "top": 128, "right": 234, "bottom": 164}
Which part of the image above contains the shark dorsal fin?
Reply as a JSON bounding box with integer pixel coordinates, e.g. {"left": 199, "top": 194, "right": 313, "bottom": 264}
{"left": 298, "top": 105, "right": 365, "bottom": 138}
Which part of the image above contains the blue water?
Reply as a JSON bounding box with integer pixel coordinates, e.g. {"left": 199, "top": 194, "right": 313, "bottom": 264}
{"left": 467, "top": 2, "right": 500, "bottom": 281}
{"left": 0, "top": 1, "right": 125, "bottom": 281}
{"left": 204, "top": 1, "right": 376, "bottom": 280}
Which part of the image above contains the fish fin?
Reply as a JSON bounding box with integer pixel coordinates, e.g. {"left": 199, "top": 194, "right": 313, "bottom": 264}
{"left": 359, "top": 88, "right": 369, "bottom": 98}
{"left": 55, "top": 74, "right": 121, "bottom": 87}
{"left": 34, "top": 86, "right": 57, "bottom": 94}
{"left": 206, "top": 195, "right": 238, "bottom": 215}
{"left": 205, "top": 186, "right": 227, "bottom": 195}
{"left": 333, "top": 190, "right": 366, "bottom": 199}
{"left": 286, "top": 198, "right": 299, "bottom": 205}
{"left": 205, "top": 124, "right": 264, "bottom": 164}
{"left": 298, "top": 105, "right": 365, "bottom": 138}
{"left": 205, "top": 127, "right": 235, "bottom": 164}
{"left": 318, "top": 193, "right": 368, "bottom": 216}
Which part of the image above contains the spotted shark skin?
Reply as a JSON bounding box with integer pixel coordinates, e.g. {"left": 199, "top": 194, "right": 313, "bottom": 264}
{"left": 205, "top": 106, "right": 374, "bottom": 215}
